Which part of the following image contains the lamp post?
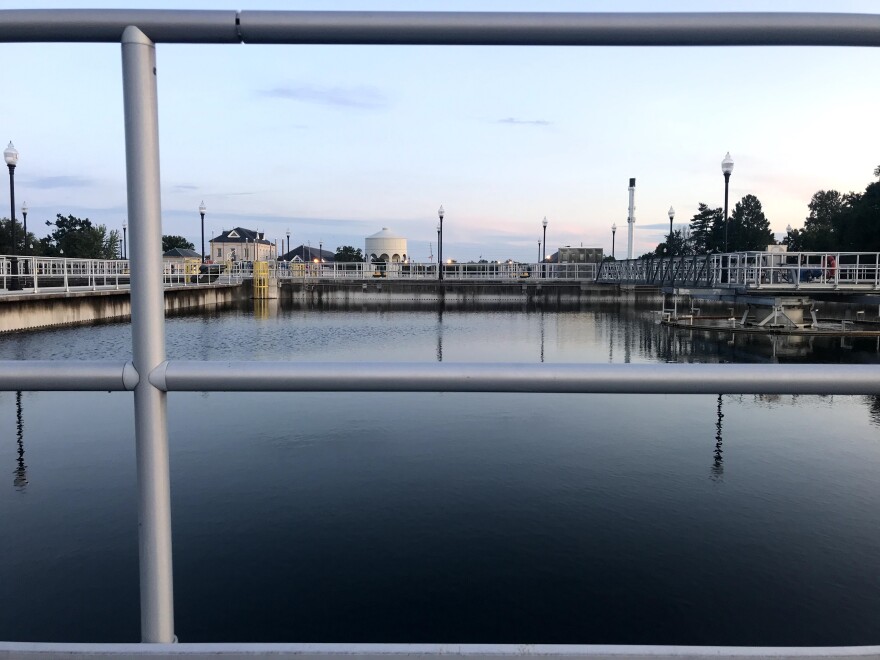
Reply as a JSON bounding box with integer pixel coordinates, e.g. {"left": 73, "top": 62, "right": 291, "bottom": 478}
{"left": 21, "top": 202, "right": 27, "bottom": 253}
{"left": 722, "top": 152, "right": 734, "bottom": 252}
{"left": 4, "top": 142, "right": 20, "bottom": 290}
{"left": 785, "top": 223, "right": 793, "bottom": 248}
{"left": 286, "top": 229, "right": 290, "bottom": 256}
{"left": 538, "top": 241, "right": 541, "bottom": 263}
{"left": 667, "top": 206, "right": 675, "bottom": 256}
{"left": 611, "top": 223, "right": 617, "bottom": 259}
{"left": 122, "top": 220, "right": 128, "bottom": 259}
{"left": 438, "top": 205, "right": 444, "bottom": 281}
{"left": 542, "top": 216, "right": 548, "bottom": 262}
{"left": 198, "top": 201, "right": 206, "bottom": 263}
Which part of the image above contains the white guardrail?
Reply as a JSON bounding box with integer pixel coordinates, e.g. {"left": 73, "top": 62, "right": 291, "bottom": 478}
{"left": 708, "top": 251, "right": 880, "bottom": 289}
{"left": 2, "top": 7, "right": 880, "bottom": 658}
{"left": 0, "top": 257, "right": 598, "bottom": 292}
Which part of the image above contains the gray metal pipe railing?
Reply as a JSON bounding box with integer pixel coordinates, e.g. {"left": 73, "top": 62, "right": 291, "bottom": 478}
{"left": 1, "top": 641, "right": 880, "bottom": 659}
{"left": 122, "top": 25, "right": 176, "bottom": 644}
{"left": 0, "top": 361, "right": 137, "bottom": 391}
{"left": 0, "top": 10, "right": 879, "bottom": 46}
{"left": 149, "top": 361, "right": 879, "bottom": 396}
{"left": 0, "top": 361, "right": 875, "bottom": 397}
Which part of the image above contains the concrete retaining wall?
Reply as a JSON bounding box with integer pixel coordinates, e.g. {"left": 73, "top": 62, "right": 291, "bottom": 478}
{"left": 0, "top": 284, "right": 247, "bottom": 333}
{"left": 281, "top": 280, "right": 662, "bottom": 306}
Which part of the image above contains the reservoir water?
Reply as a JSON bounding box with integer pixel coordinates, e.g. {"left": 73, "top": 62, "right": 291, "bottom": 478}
{"left": 2, "top": 301, "right": 880, "bottom": 646}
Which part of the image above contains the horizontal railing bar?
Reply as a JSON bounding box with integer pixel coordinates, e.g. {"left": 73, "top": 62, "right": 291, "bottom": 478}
{"left": 2, "top": 641, "right": 880, "bottom": 659}
{"left": 0, "top": 9, "right": 238, "bottom": 43}
{"left": 0, "top": 360, "right": 874, "bottom": 395}
{"left": 0, "top": 360, "right": 138, "bottom": 391}
{"left": 238, "top": 11, "right": 880, "bottom": 47}
{"left": 0, "top": 10, "right": 878, "bottom": 46}
{"left": 150, "top": 361, "right": 880, "bottom": 395}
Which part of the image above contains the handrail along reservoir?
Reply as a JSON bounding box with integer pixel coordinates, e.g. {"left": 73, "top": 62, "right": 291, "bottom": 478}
{"left": 1, "top": 8, "right": 879, "bottom": 659}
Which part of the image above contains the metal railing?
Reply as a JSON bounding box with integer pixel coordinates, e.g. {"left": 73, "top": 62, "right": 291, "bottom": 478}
{"left": 0, "top": 256, "right": 242, "bottom": 292}
{"left": 233, "top": 261, "right": 598, "bottom": 281}
{"left": 2, "top": 8, "right": 880, "bottom": 658}
{"left": 598, "top": 251, "right": 880, "bottom": 291}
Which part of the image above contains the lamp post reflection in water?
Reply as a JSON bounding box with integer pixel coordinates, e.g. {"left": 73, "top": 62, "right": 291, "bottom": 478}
{"left": 711, "top": 394, "right": 724, "bottom": 481}
{"left": 14, "top": 391, "right": 27, "bottom": 490}
{"left": 436, "top": 308, "right": 443, "bottom": 362}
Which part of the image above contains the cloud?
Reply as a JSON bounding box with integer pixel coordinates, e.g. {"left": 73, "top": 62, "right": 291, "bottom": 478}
{"left": 261, "top": 83, "right": 388, "bottom": 110}
{"left": 495, "top": 117, "right": 552, "bottom": 126}
{"left": 173, "top": 184, "right": 199, "bottom": 192}
{"left": 27, "top": 175, "right": 95, "bottom": 189}
{"left": 638, "top": 223, "right": 682, "bottom": 230}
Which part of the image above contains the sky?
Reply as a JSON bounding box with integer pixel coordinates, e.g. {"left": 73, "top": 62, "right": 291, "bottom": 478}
{"left": 1, "top": 0, "right": 878, "bottom": 262}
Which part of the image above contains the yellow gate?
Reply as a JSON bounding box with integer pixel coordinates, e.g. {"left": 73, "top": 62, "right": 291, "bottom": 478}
{"left": 183, "top": 258, "right": 201, "bottom": 275}
{"left": 253, "top": 261, "right": 269, "bottom": 299}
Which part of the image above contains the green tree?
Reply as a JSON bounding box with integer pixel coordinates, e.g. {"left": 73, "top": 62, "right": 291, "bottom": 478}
{"left": 335, "top": 245, "right": 364, "bottom": 262}
{"left": 44, "top": 214, "right": 118, "bottom": 258}
{"left": 837, "top": 182, "right": 880, "bottom": 251}
{"left": 0, "top": 217, "right": 41, "bottom": 254}
{"left": 798, "top": 190, "right": 845, "bottom": 250}
{"left": 688, "top": 203, "right": 722, "bottom": 253}
{"left": 874, "top": 164, "right": 879, "bottom": 179}
{"left": 162, "top": 235, "right": 195, "bottom": 252}
{"left": 728, "top": 195, "right": 775, "bottom": 251}
{"left": 655, "top": 228, "right": 692, "bottom": 257}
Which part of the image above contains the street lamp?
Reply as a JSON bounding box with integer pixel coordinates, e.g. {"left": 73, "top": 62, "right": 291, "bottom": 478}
{"left": 542, "top": 216, "right": 548, "bottom": 262}
{"left": 785, "top": 224, "right": 793, "bottom": 248}
{"left": 538, "top": 241, "right": 541, "bottom": 263}
{"left": 122, "top": 220, "right": 128, "bottom": 259}
{"left": 286, "top": 229, "right": 290, "bottom": 256}
{"left": 21, "top": 202, "right": 27, "bottom": 253}
{"left": 722, "top": 152, "right": 734, "bottom": 252}
{"left": 4, "top": 141, "right": 20, "bottom": 290}
{"left": 438, "top": 205, "right": 444, "bottom": 281}
{"left": 667, "top": 206, "right": 675, "bottom": 256}
{"left": 611, "top": 223, "right": 617, "bottom": 259}
{"left": 199, "top": 201, "right": 206, "bottom": 263}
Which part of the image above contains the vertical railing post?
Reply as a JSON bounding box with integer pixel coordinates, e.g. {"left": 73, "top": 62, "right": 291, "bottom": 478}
{"left": 122, "top": 25, "right": 175, "bottom": 644}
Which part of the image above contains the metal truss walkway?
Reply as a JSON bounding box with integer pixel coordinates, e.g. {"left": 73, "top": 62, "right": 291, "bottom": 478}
{"left": 598, "top": 251, "right": 880, "bottom": 294}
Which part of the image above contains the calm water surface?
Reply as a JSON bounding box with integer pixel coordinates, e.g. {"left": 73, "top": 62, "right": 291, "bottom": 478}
{"left": 2, "top": 302, "right": 880, "bottom": 645}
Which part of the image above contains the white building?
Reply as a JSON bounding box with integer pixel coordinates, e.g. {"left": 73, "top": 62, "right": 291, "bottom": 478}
{"left": 365, "top": 228, "right": 408, "bottom": 263}
{"left": 209, "top": 227, "right": 276, "bottom": 262}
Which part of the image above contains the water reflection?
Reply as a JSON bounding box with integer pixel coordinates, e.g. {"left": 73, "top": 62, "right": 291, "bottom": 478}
{"left": 436, "top": 308, "right": 443, "bottom": 363}
{"left": 14, "top": 390, "right": 27, "bottom": 491}
{"left": 540, "top": 309, "right": 545, "bottom": 363}
{"left": 711, "top": 394, "right": 724, "bottom": 482}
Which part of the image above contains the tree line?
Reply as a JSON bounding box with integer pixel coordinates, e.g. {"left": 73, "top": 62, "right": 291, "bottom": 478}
{"left": 646, "top": 165, "right": 880, "bottom": 258}
{"left": 0, "top": 214, "right": 122, "bottom": 259}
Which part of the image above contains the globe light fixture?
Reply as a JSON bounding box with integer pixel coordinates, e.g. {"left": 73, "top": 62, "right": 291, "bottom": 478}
{"left": 198, "top": 201, "right": 207, "bottom": 263}
{"left": 437, "top": 205, "right": 445, "bottom": 281}
{"left": 542, "top": 216, "right": 548, "bottom": 263}
{"left": 721, "top": 152, "right": 734, "bottom": 252}
{"left": 21, "top": 202, "right": 28, "bottom": 253}
{"left": 4, "top": 142, "right": 20, "bottom": 289}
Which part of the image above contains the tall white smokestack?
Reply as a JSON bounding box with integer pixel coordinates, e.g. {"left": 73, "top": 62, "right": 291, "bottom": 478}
{"left": 626, "top": 177, "right": 636, "bottom": 260}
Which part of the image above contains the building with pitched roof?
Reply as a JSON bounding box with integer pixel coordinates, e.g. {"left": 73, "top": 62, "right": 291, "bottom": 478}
{"left": 209, "top": 227, "right": 276, "bottom": 262}
{"left": 277, "top": 245, "right": 335, "bottom": 263}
